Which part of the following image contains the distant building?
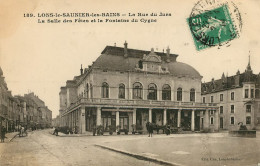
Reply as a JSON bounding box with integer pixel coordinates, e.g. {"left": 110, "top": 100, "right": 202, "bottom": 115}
{"left": 24, "top": 93, "right": 52, "bottom": 128}
{"left": 52, "top": 115, "right": 60, "bottom": 128}
{"left": 59, "top": 42, "right": 218, "bottom": 134}
{"left": 0, "top": 66, "right": 52, "bottom": 131}
{"left": 0, "top": 67, "right": 17, "bottom": 131}
{"left": 201, "top": 57, "right": 260, "bottom": 130}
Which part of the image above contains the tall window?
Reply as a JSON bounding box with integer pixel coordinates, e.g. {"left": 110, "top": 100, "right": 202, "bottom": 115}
{"left": 251, "top": 89, "right": 254, "bottom": 98}
{"left": 231, "top": 105, "right": 234, "bottom": 113}
{"left": 119, "top": 83, "right": 125, "bottom": 99}
{"left": 231, "top": 117, "right": 235, "bottom": 125}
{"left": 245, "top": 89, "right": 249, "bottom": 98}
{"left": 177, "top": 88, "right": 182, "bottom": 101}
{"left": 190, "top": 88, "right": 195, "bottom": 102}
{"left": 86, "top": 84, "right": 89, "bottom": 98}
{"left": 210, "top": 117, "right": 214, "bottom": 124}
{"left": 203, "top": 97, "right": 205, "bottom": 103}
{"left": 162, "top": 84, "right": 171, "bottom": 100}
{"left": 220, "top": 106, "right": 223, "bottom": 114}
{"left": 246, "top": 116, "right": 251, "bottom": 124}
{"left": 102, "top": 82, "right": 109, "bottom": 98}
{"left": 220, "top": 94, "right": 223, "bottom": 101}
{"left": 133, "top": 82, "right": 143, "bottom": 99}
{"left": 246, "top": 105, "right": 251, "bottom": 112}
{"left": 148, "top": 83, "right": 157, "bottom": 100}
{"left": 90, "top": 84, "right": 93, "bottom": 98}
{"left": 255, "top": 89, "right": 260, "bottom": 98}
{"left": 231, "top": 92, "right": 234, "bottom": 100}
{"left": 211, "top": 96, "right": 214, "bottom": 103}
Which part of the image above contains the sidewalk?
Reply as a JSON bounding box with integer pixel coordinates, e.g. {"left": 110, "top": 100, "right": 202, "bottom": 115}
{"left": 3, "top": 132, "right": 19, "bottom": 142}
{"left": 49, "top": 130, "right": 230, "bottom": 138}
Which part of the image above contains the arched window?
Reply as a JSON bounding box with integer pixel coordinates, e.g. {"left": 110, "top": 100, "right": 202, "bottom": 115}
{"left": 133, "top": 82, "right": 143, "bottom": 99}
{"left": 177, "top": 88, "right": 182, "bottom": 101}
{"left": 190, "top": 88, "right": 195, "bottom": 102}
{"left": 148, "top": 83, "right": 157, "bottom": 100}
{"left": 102, "top": 82, "right": 109, "bottom": 98}
{"left": 162, "top": 84, "right": 171, "bottom": 100}
{"left": 119, "top": 83, "right": 125, "bottom": 99}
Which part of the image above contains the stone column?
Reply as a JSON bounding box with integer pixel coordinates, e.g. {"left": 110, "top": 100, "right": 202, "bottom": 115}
{"left": 69, "top": 113, "right": 71, "bottom": 128}
{"left": 133, "top": 109, "right": 136, "bottom": 125}
{"left": 72, "top": 111, "right": 74, "bottom": 128}
{"left": 80, "top": 107, "right": 86, "bottom": 134}
{"left": 96, "top": 107, "right": 101, "bottom": 126}
{"left": 204, "top": 109, "right": 209, "bottom": 130}
{"left": 163, "top": 109, "right": 167, "bottom": 125}
{"left": 177, "top": 109, "right": 181, "bottom": 127}
{"left": 191, "top": 109, "right": 195, "bottom": 131}
{"left": 215, "top": 109, "right": 219, "bottom": 131}
{"left": 116, "top": 110, "right": 120, "bottom": 127}
{"left": 149, "top": 108, "right": 152, "bottom": 123}
{"left": 133, "top": 108, "right": 136, "bottom": 131}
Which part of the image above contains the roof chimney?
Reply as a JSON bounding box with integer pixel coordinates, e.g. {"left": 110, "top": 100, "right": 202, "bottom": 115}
{"left": 166, "top": 46, "right": 170, "bottom": 62}
{"left": 80, "top": 64, "right": 83, "bottom": 75}
{"left": 124, "top": 41, "right": 128, "bottom": 58}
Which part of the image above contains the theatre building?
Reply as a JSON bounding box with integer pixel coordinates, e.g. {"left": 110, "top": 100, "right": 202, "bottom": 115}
{"left": 59, "top": 42, "right": 218, "bottom": 134}
{"left": 202, "top": 59, "right": 260, "bottom": 131}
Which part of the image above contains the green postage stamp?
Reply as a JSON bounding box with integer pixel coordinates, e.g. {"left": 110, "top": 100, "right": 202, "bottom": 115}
{"left": 187, "top": 1, "right": 242, "bottom": 51}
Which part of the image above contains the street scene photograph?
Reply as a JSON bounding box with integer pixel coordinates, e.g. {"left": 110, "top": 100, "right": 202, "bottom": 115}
{"left": 1, "top": 0, "right": 260, "bottom": 166}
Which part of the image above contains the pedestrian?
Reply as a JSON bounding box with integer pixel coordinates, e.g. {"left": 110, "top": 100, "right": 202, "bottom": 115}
{"left": 20, "top": 126, "right": 24, "bottom": 137}
{"left": 146, "top": 122, "right": 153, "bottom": 137}
{"left": 165, "top": 124, "right": 171, "bottom": 135}
{"left": 53, "top": 128, "right": 59, "bottom": 136}
{"left": 1, "top": 126, "right": 7, "bottom": 143}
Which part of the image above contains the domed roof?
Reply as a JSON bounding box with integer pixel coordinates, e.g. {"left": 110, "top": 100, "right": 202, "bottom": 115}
{"left": 92, "top": 46, "right": 202, "bottom": 79}
{"left": 164, "top": 62, "right": 201, "bottom": 78}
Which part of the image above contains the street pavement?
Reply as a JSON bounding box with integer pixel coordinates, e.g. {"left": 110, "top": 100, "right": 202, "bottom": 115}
{"left": 0, "top": 129, "right": 160, "bottom": 166}
{"left": 0, "top": 129, "right": 259, "bottom": 166}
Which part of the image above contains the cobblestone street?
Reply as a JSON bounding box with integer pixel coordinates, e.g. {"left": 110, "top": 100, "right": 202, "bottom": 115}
{"left": 0, "top": 129, "right": 260, "bottom": 166}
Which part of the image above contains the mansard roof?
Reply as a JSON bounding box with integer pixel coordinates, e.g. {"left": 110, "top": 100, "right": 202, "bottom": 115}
{"left": 101, "top": 46, "right": 178, "bottom": 61}
{"left": 202, "top": 71, "right": 260, "bottom": 94}
{"left": 92, "top": 46, "right": 201, "bottom": 79}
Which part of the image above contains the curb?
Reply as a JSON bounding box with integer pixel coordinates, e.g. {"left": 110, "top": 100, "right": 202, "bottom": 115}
{"left": 9, "top": 134, "right": 18, "bottom": 142}
{"left": 95, "top": 144, "right": 183, "bottom": 166}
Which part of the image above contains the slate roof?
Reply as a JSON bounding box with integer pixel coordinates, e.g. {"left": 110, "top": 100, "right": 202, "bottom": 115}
{"left": 202, "top": 70, "right": 260, "bottom": 94}
{"left": 92, "top": 46, "right": 201, "bottom": 78}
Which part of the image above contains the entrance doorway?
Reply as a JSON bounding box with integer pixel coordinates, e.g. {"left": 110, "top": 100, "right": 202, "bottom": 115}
{"left": 201, "top": 118, "right": 204, "bottom": 130}
{"left": 195, "top": 111, "right": 200, "bottom": 131}
{"left": 181, "top": 111, "right": 191, "bottom": 131}
{"left": 119, "top": 112, "right": 129, "bottom": 130}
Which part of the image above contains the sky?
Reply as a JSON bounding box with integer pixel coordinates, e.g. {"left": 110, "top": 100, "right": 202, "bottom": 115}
{"left": 1, "top": 0, "right": 260, "bottom": 118}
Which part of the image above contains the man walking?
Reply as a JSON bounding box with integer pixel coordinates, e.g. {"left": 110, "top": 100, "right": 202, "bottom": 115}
{"left": 1, "top": 126, "right": 7, "bottom": 143}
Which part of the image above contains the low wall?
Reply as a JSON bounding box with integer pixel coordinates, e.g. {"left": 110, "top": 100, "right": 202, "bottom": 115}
{"left": 229, "top": 130, "right": 256, "bottom": 138}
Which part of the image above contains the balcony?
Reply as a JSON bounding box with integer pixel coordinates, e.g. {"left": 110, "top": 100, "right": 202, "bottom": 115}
{"left": 62, "top": 98, "right": 218, "bottom": 115}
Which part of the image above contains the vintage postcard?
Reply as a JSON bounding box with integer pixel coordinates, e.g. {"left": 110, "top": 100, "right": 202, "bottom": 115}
{"left": 0, "top": 0, "right": 260, "bottom": 166}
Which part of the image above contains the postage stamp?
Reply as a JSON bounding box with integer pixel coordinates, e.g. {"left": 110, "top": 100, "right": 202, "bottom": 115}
{"left": 187, "top": 0, "right": 242, "bottom": 51}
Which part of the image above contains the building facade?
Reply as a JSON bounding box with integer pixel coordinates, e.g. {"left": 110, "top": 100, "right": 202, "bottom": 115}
{"left": 202, "top": 59, "right": 260, "bottom": 130}
{"left": 59, "top": 43, "right": 218, "bottom": 134}
{"left": 0, "top": 67, "right": 52, "bottom": 131}
{"left": 0, "top": 67, "right": 18, "bottom": 131}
